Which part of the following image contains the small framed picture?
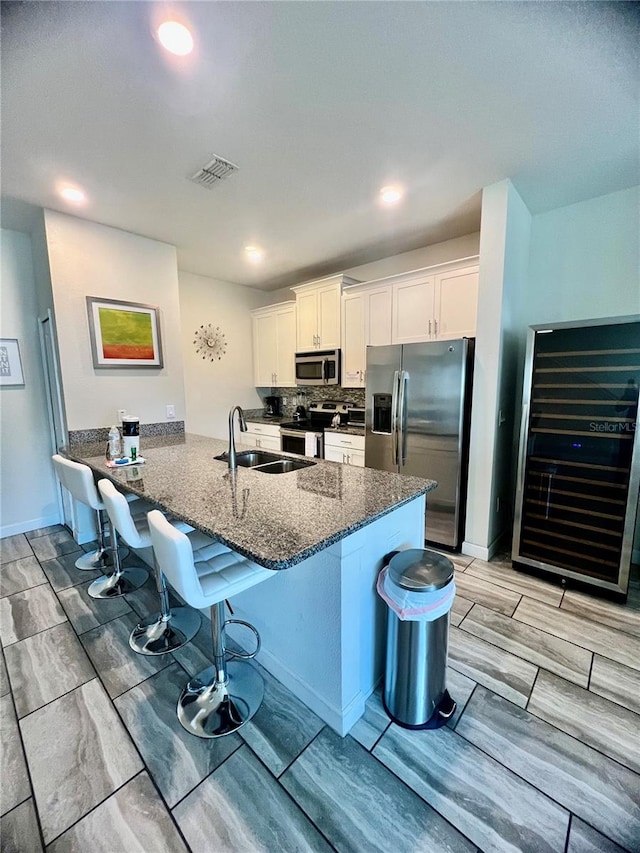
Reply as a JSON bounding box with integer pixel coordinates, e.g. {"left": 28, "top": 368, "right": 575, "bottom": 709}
{"left": 0, "top": 338, "right": 25, "bottom": 386}
{"left": 86, "top": 297, "right": 163, "bottom": 369}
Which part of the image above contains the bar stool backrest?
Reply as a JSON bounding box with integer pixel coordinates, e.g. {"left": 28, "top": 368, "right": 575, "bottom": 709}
{"left": 52, "top": 454, "right": 102, "bottom": 511}
{"left": 147, "top": 509, "right": 202, "bottom": 605}
{"left": 98, "top": 478, "right": 147, "bottom": 549}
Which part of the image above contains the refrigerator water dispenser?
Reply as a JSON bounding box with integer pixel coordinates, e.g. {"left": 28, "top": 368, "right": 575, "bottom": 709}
{"left": 373, "top": 394, "right": 393, "bottom": 433}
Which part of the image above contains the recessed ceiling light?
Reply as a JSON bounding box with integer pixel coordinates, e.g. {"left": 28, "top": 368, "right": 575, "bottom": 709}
{"left": 379, "top": 185, "right": 404, "bottom": 206}
{"left": 59, "top": 186, "right": 86, "bottom": 204}
{"left": 157, "top": 21, "right": 194, "bottom": 56}
{"left": 245, "top": 246, "right": 263, "bottom": 262}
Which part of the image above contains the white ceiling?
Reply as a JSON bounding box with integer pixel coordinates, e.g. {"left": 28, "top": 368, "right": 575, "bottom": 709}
{"left": 1, "top": 1, "right": 638, "bottom": 290}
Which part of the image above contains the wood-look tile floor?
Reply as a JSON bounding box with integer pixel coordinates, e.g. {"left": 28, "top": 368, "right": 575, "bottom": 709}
{"left": 1, "top": 526, "right": 639, "bottom": 852}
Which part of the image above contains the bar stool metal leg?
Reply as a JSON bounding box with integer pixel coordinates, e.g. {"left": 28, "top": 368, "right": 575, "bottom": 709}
{"left": 88, "top": 522, "right": 148, "bottom": 599}
{"left": 129, "top": 561, "right": 200, "bottom": 655}
{"left": 177, "top": 602, "right": 263, "bottom": 738}
{"left": 75, "top": 509, "right": 110, "bottom": 571}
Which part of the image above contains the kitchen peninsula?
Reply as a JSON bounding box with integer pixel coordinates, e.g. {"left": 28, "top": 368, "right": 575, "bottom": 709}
{"left": 66, "top": 432, "right": 437, "bottom": 733}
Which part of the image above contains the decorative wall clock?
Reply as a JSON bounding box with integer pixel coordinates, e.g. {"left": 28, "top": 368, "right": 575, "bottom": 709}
{"left": 193, "top": 324, "right": 227, "bottom": 361}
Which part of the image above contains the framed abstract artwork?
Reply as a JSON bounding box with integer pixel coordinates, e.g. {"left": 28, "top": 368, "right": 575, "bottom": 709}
{"left": 86, "top": 297, "right": 163, "bottom": 369}
{"left": 0, "top": 338, "right": 25, "bottom": 386}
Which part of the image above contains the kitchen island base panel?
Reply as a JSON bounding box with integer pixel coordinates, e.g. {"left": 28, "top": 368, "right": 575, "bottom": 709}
{"left": 226, "top": 495, "right": 426, "bottom": 736}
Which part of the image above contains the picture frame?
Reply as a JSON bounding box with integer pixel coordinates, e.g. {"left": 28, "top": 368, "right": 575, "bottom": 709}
{"left": 86, "top": 297, "right": 163, "bottom": 369}
{"left": 0, "top": 338, "right": 25, "bottom": 386}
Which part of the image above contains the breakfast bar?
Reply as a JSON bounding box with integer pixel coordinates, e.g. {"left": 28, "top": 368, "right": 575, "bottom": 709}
{"left": 65, "top": 432, "right": 437, "bottom": 733}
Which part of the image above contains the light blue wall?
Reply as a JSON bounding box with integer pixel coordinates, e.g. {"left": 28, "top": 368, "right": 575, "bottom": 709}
{"left": 526, "top": 185, "right": 640, "bottom": 324}
{"left": 0, "top": 229, "right": 60, "bottom": 535}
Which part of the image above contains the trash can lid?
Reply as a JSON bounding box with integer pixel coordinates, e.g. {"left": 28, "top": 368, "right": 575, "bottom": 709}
{"left": 387, "top": 549, "right": 454, "bottom": 592}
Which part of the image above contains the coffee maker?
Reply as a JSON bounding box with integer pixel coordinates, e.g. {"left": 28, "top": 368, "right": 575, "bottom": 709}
{"left": 264, "top": 396, "right": 282, "bottom": 418}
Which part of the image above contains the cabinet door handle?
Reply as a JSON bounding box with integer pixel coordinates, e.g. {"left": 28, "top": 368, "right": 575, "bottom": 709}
{"left": 434, "top": 319, "right": 438, "bottom": 336}
{"left": 274, "top": 373, "right": 278, "bottom": 384}
{"left": 428, "top": 320, "right": 432, "bottom": 336}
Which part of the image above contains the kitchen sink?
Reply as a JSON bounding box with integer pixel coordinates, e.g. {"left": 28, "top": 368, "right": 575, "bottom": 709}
{"left": 253, "top": 459, "right": 316, "bottom": 474}
{"left": 215, "top": 450, "right": 316, "bottom": 474}
{"left": 215, "top": 450, "right": 281, "bottom": 467}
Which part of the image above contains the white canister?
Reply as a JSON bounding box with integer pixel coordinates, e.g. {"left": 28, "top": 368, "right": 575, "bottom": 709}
{"left": 121, "top": 416, "right": 140, "bottom": 459}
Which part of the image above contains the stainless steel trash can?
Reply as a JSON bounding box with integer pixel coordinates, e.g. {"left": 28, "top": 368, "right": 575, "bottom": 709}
{"left": 380, "top": 549, "right": 456, "bottom": 728}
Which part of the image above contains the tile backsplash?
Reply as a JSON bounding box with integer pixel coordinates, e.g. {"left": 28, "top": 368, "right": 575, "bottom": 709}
{"left": 265, "top": 386, "right": 365, "bottom": 417}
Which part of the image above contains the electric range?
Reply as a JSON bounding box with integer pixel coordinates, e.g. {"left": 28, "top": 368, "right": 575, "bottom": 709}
{"left": 280, "top": 401, "right": 351, "bottom": 458}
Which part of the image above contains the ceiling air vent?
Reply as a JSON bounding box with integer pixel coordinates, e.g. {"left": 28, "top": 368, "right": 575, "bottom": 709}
{"left": 189, "top": 155, "right": 239, "bottom": 189}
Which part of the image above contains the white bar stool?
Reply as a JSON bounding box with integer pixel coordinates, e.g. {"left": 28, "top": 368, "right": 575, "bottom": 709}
{"left": 98, "top": 478, "right": 214, "bottom": 656}
{"left": 52, "top": 454, "right": 119, "bottom": 571}
{"left": 147, "top": 509, "right": 275, "bottom": 739}
{"left": 51, "top": 455, "right": 148, "bottom": 598}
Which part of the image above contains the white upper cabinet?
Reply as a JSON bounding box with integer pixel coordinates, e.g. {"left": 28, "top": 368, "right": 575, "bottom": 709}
{"left": 340, "top": 258, "right": 479, "bottom": 385}
{"left": 434, "top": 266, "right": 479, "bottom": 339}
{"left": 341, "top": 285, "right": 393, "bottom": 387}
{"left": 342, "top": 291, "right": 366, "bottom": 387}
{"left": 367, "top": 287, "right": 393, "bottom": 347}
{"left": 392, "top": 274, "right": 436, "bottom": 344}
{"left": 295, "top": 290, "right": 319, "bottom": 352}
{"left": 251, "top": 301, "right": 296, "bottom": 387}
{"left": 292, "top": 274, "right": 358, "bottom": 351}
{"left": 387, "top": 259, "right": 478, "bottom": 344}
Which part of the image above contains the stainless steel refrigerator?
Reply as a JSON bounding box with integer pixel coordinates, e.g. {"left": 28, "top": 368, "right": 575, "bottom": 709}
{"left": 365, "top": 339, "right": 474, "bottom": 549}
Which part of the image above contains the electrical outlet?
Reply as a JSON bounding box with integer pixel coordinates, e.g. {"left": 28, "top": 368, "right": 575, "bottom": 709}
{"left": 166, "top": 404, "right": 176, "bottom": 420}
{"left": 282, "top": 397, "right": 288, "bottom": 406}
{"left": 117, "top": 409, "right": 126, "bottom": 423}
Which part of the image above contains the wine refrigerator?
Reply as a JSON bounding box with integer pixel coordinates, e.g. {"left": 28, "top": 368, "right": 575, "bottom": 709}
{"left": 512, "top": 317, "right": 640, "bottom": 595}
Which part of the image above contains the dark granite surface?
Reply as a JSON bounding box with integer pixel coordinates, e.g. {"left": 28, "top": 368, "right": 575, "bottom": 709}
{"left": 324, "top": 426, "right": 366, "bottom": 438}
{"left": 64, "top": 433, "right": 436, "bottom": 571}
{"left": 243, "top": 414, "right": 289, "bottom": 426}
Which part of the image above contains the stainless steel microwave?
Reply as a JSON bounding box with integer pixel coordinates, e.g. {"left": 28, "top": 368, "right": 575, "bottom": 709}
{"left": 295, "top": 349, "right": 341, "bottom": 385}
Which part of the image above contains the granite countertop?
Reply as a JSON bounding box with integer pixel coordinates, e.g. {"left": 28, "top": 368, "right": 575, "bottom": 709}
{"left": 65, "top": 433, "right": 436, "bottom": 571}
{"left": 324, "top": 425, "right": 366, "bottom": 437}
{"left": 243, "top": 414, "right": 289, "bottom": 426}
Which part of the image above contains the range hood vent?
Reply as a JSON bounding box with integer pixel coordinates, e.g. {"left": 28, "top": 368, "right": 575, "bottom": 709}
{"left": 189, "top": 155, "right": 239, "bottom": 188}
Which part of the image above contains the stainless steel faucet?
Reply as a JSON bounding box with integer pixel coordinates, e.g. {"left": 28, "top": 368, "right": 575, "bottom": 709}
{"left": 228, "top": 405, "right": 247, "bottom": 470}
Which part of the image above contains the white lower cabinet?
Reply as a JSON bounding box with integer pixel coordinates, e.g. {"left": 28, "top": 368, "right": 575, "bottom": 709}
{"left": 244, "top": 422, "right": 281, "bottom": 451}
{"left": 324, "top": 432, "right": 365, "bottom": 467}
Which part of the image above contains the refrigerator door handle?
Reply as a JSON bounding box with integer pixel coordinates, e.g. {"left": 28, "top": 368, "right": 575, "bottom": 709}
{"left": 399, "top": 370, "right": 409, "bottom": 465}
{"left": 391, "top": 369, "right": 401, "bottom": 465}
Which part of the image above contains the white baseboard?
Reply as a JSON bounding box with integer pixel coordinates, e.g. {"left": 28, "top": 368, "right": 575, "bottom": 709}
{"left": 1, "top": 512, "right": 62, "bottom": 539}
{"left": 461, "top": 541, "right": 491, "bottom": 561}
{"left": 462, "top": 531, "right": 505, "bottom": 562}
